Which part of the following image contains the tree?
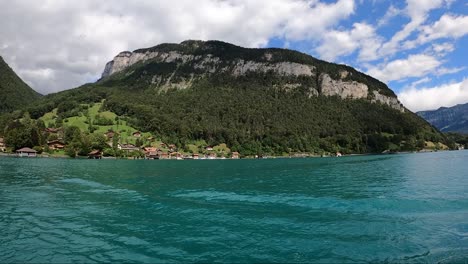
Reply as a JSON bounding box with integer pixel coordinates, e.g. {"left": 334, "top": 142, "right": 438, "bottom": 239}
{"left": 91, "top": 133, "right": 109, "bottom": 151}
{"left": 4, "top": 118, "right": 41, "bottom": 150}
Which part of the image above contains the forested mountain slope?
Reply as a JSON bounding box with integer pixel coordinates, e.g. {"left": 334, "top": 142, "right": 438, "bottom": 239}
{"left": 4, "top": 40, "right": 446, "bottom": 155}
{"left": 0, "top": 56, "right": 41, "bottom": 113}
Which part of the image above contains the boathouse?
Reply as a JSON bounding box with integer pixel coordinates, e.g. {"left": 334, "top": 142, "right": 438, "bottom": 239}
{"left": 16, "top": 147, "right": 37, "bottom": 157}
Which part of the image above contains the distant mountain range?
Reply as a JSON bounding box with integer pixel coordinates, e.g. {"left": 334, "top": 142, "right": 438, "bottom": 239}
{"left": 418, "top": 103, "right": 468, "bottom": 134}
{"left": 0, "top": 56, "right": 41, "bottom": 113}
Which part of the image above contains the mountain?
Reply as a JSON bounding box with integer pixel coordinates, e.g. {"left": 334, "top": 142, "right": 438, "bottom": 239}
{"left": 100, "top": 40, "right": 405, "bottom": 111}
{"left": 418, "top": 103, "right": 468, "bottom": 134}
{"left": 0, "top": 56, "right": 41, "bottom": 113}
{"left": 18, "top": 40, "right": 445, "bottom": 155}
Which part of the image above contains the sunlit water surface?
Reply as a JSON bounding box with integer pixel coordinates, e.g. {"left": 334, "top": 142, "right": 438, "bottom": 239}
{"left": 1, "top": 151, "right": 467, "bottom": 263}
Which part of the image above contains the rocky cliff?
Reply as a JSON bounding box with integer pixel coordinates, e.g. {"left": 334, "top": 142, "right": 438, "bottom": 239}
{"left": 101, "top": 40, "right": 404, "bottom": 112}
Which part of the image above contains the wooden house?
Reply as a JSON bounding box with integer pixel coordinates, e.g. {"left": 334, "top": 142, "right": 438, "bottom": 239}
{"left": 159, "top": 152, "right": 170, "bottom": 159}
{"left": 118, "top": 143, "right": 140, "bottom": 152}
{"left": 171, "top": 152, "right": 183, "bottom": 160}
{"left": 192, "top": 153, "right": 199, "bottom": 160}
{"left": 168, "top": 144, "right": 177, "bottom": 152}
{"left": 47, "top": 140, "right": 65, "bottom": 150}
{"left": 88, "top": 150, "right": 102, "bottom": 159}
{"left": 104, "top": 131, "right": 115, "bottom": 139}
{"left": 231, "top": 152, "right": 240, "bottom": 159}
{"left": 44, "top": 128, "right": 60, "bottom": 134}
{"left": 143, "top": 147, "right": 158, "bottom": 159}
{"left": 132, "top": 131, "right": 142, "bottom": 138}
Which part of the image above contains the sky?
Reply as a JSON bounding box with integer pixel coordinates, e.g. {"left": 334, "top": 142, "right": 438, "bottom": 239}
{"left": 0, "top": 0, "right": 467, "bottom": 112}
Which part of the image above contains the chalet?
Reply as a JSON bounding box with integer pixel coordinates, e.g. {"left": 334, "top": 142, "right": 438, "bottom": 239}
{"left": 47, "top": 140, "right": 65, "bottom": 150}
{"left": 205, "top": 146, "right": 214, "bottom": 151}
{"left": 0, "top": 137, "right": 5, "bottom": 152}
{"left": 192, "top": 153, "right": 199, "bottom": 160}
{"left": 143, "top": 147, "right": 158, "bottom": 153}
{"left": 143, "top": 147, "right": 159, "bottom": 159}
{"left": 159, "top": 152, "right": 170, "bottom": 159}
{"left": 16, "top": 147, "right": 37, "bottom": 157}
{"left": 171, "top": 152, "right": 183, "bottom": 160}
{"left": 160, "top": 143, "right": 167, "bottom": 148}
{"left": 168, "top": 144, "right": 177, "bottom": 152}
{"left": 231, "top": 152, "right": 240, "bottom": 159}
{"left": 208, "top": 152, "right": 217, "bottom": 159}
{"left": 88, "top": 150, "right": 102, "bottom": 159}
{"left": 44, "top": 128, "right": 59, "bottom": 133}
{"left": 132, "top": 131, "right": 142, "bottom": 138}
{"left": 146, "top": 151, "right": 158, "bottom": 159}
{"left": 104, "top": 131, "right": 115, "bottom": 139}
{"left": 118, "top": 143, "right": 140, "bottom": 152}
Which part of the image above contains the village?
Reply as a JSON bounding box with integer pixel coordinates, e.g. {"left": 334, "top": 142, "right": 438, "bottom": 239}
{"left": 0, "top": 128, "right": 241, "bottom": 160}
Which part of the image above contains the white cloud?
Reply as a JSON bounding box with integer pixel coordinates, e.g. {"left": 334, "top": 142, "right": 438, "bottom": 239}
{"left": 431, "top": 42, "right": 455, "bottom": 55}
{"left": 366, "top": 54, "right": 442, "bottom": 83}
{"left": 376, "top": 0, "right": 446, "bottom": 58}
{"left": 409, "top": 77, "right": 432, "bottom": 88}
{"left": 405, "top": 14, "right": 468, "bottom": 48}
{"left": 399, "top": 79, "right": 468, "bottom": 111}
{"left": 0, "top": 0, "right": 356, "bottom": 94}
{"left": 377, "top": 5, "right": 401, "bottom": 27}
{"left": 315, "top": 23, "right": 381, "bottom": 61}
{"left": 435, "top": 66, "right": 465, "bottom": 76}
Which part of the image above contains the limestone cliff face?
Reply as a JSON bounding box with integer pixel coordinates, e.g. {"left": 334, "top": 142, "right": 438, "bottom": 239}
{"left": 101, "top": 40, "right": 405, "bottom": 112}
{"left": 371, "top": 91, "right": 405, "bottom": 112}
{"left": 319, "top": 73, "right": 404, "bottom": 112}
{"left": 101, "top": 50, "right": 315, "bottom": 79}
{"left": 319, "top": 73, "right": 368, "bottom": 99}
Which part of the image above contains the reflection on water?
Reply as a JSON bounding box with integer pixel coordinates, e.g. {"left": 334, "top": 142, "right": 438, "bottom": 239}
{"left": 1, "top": 151, "right": 467, "bottom": 263}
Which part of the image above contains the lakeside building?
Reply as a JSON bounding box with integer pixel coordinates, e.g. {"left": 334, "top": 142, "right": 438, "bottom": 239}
{"left": 232, "top": 152, "right": 240, "bottom": 159}
{"left": 143, "top": 147, "right": 159, "bottom": 159}
{"left": 171, "top": 152, "right": 183, "bottom": 160}
{"left": 47, "top": 140, "right": 66, "bottom": 150}
{"left": 159, "top": 152, "right": 170, "bottom": 159}
{"left": 88, "top": 150, "right": 102, "bottom": 159}
{"left": 118, "top": 143, "right": 140, "bottom": 153}
{"left": 16, "top": 147, "right": 37, "bottom": 157}
{"left": 0, "top": 137, "right": 5, "bottom": 152}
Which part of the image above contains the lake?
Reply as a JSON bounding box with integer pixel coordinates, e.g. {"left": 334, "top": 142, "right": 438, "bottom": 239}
{"left": 1, "top": 151, "right": 467, "bottom": 263}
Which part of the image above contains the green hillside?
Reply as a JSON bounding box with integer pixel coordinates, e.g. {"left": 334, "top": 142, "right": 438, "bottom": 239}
{"left": 0, "top": 56, "right": 41, "bottom": 113}
{"left": 0, "top": 40, "right": 450, "bottom": 156}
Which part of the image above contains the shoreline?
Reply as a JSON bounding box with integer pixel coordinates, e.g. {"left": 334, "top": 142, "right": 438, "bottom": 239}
{"left": 0, "top": 149, "right": 462, "bottom": 161}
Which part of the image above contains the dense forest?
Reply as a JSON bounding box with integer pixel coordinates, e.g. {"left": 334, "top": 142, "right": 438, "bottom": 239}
{"left": 0, "top": 56, "right": 41, "bottom": 113}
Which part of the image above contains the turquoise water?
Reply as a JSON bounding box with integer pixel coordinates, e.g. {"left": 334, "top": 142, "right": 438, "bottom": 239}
{"left": 0, "top": 151, "right": 467, "bottom": 263}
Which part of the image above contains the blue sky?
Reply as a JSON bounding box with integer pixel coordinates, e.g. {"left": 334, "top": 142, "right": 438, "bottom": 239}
{"left": 0, "top": 0, "right": 467, "bottom": 111}
{"left": 266, "top": 0, "right": 468, "bottom": 111}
